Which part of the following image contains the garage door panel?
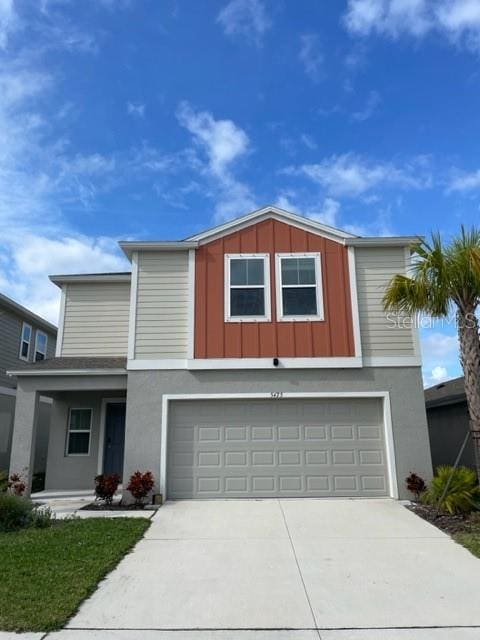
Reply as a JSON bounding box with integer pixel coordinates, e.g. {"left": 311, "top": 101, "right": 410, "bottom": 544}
{"left": 167, "top": 398, "right": 389, "bottom": 499}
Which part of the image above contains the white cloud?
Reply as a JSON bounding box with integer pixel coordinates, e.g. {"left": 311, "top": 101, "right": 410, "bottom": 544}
{"left": 0, "top": 0, "right": 17, "bottom": 50}
{"left": 127, "top": 102, "right": 145, "bottom": 118}
{"left": 287, "top": 153, "right": 430, "bottom": 197}
{"left": 299, "top": 34, "right": 324, "bottom": 82}
{"left": 300, "top": 133, "right": 318, "bottom": 150}
{"left": 447, "top": 168, "right": 480, "bottom": 192}
{"left": 217, "top": 0, "right": 271, "bottom": 45}
{"left": 176, "top": 101, "right": 256, "bottom": 221}
{"left": 351, "top": 90, "right": 381, "bottom": 122}
{"left": 276, "top": 192, "right": 342, "bottom": 228}
{"left": 421, "top": 331, "right": 458, "bottom": 358}
{"left": 344, "top": 0, "right": 480, "bottom": 51}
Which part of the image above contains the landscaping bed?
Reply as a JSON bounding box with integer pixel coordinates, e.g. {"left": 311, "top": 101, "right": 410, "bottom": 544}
{"left": 0, "top": 517, "right": 150, "bottom": 632}
{"left": 408, "top": 503, "right": 480, "bottom": 559}
{"left": 80, "top": 499, "right": 159, "bottom": 511}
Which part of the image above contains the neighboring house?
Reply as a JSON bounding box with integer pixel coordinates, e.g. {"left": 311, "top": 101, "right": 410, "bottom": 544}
{"left": 0, "top": 293, "right": 57, "bottom": 475}
{"left": 425, "top": 377, "right": 475, "bottom": 470}
{"left": 8, "top": 206, "right": 432, "bottom": 500}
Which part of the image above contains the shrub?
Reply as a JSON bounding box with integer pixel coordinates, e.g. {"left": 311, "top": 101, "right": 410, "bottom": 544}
{"left": 126, "top": 471, "right": 154, "bottom": 507}
{"left": 0, "top": 494, "right": 34, "bottom": 532}
{"left": 31, "top": 505, "right": 55, "bottom": 529}
{"left": 0, "top": 470, "right": 7, "bottom": 493}
{"left": 94, "top": 473, "right": 121, "bottom": 505}
{"left": 8, "top": 472, "right": 26, "bottom": 497}
{"left": 405, "top": 472, "right": 426, "bottom": 500}
{"left": 422, "top": 466, "right": 480, "bottom": 515}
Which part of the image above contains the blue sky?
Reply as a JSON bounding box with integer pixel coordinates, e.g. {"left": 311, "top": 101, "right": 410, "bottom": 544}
{"left": 1, "top": 0, "right": 480, "bottom": 384}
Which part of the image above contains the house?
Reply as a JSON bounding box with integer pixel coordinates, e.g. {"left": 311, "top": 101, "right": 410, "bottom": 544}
{"left": 7, "top": 206, "right": 432, "bottom": 500}
{"left": 0, "top": 293, "right": 57, "bottom": 477}
{"left": 425, "top": 377, "right": 475, "bottom": 470}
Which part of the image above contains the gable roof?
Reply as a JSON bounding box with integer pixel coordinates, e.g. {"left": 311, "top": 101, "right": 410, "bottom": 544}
{"left": 116, "top": 205, "right": 421, "bottom": 262}
{"left": 186, "top": 205, "right": 357, "bottom": 244}
{"left": 0, "top": 292, "right": 57, "bottom": 334}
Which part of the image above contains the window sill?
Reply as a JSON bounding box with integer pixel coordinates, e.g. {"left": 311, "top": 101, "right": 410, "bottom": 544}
{"left": 277, "top": 316, "right": 325, "bottom": 322}
{"left": 225, "top": 316, "right": 271, "bottom": 323}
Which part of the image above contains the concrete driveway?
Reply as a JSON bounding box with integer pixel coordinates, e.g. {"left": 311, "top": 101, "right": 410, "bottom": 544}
{"left": 63, "top": 499, "right": 480, "bottom": 639}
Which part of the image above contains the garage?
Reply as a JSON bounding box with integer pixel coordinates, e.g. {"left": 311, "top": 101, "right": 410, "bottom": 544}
{"left": 166, "top": 396, "right": 391, "bottom": 499}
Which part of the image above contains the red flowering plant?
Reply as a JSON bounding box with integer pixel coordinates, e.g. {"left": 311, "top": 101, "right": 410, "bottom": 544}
{"left": 405, "top": 472, "right": 426, "bottom": 501}
{"left": 8, "top": 472, "right": 26, "bottom": 497}
{"left": 94, "top": 473, "right": 121, "bottom": 506}
{"left": 126, "top": 471, "right": 154, "bottom": 508}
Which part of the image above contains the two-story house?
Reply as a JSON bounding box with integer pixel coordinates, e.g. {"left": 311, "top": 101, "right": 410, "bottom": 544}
{"left": 0, "top": 293, "right": 56, "bottom": 475}
{"left": 8, "top": 207, "right": 432, "bottom": 500}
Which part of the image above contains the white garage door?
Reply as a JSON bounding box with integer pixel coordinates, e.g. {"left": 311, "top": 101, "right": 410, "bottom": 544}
{"left": 167, "top": 397, "right": 389, "bottom": 499}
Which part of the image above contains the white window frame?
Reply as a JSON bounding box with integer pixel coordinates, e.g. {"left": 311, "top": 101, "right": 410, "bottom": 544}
{"left": 66, "top": 407, "right": 93, "bottom": 456}
{"left": 34, "top": 331, "right": 48, "bottom": 362}
{"left": 275, "top": 252, "right": 324, "bottom": 322}
{"left": 19, "top": 322, "right": 32, "bottom": 361}
{"left": 225, "top": 253, "right": 271, "bottom": 322}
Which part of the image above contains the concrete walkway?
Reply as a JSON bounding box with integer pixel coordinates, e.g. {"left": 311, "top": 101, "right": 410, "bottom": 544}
{"left": 3, "top": 499, "right": 480, "bottom": 639}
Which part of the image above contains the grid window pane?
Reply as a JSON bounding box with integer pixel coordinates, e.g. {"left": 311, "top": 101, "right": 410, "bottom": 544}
{"left": 281, "top": 257, "right": 316, "bottom": 285}
{"left": 231, "top": 288, "right": 265, "bottom": 316}
{"left": 22, "top": 325, "right": 31, "bottom": 341}
{"left": 36, "top": 333, "right": 47, "bottom": 351}
{"left": 69, "top": 408, "right": 92, "bottom": 431}
{"left": 282, "top": 287, "right": 317, "bottom": 316}
{"left": 68, "top": 432, "right": 90, "bottom": 455}
{"left": 230, "top": 258, "right": 264, "bottom": 286}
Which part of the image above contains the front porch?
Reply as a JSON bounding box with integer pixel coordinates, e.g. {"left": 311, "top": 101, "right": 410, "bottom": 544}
{"left": 8, "top": 357, "right": 128, "bottom": 496}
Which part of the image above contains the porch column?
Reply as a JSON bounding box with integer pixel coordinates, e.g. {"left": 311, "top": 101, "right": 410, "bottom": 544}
{"left": 9, "top": 386, "right": 40, "bottom": 497}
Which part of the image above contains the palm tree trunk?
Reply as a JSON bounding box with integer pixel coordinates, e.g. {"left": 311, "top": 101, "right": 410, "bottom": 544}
{"left": 457, "top": 308, "right": 480, "bottom": 480}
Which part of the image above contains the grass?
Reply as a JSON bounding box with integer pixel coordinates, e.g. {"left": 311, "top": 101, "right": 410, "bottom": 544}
{"left": 0, "top": 517, "right": 150, "bottom": 632}
{"left": 455, "top": 532, "right": 480, "bottom": 559}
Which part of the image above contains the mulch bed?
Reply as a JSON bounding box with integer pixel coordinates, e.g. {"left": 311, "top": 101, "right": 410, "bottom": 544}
{"left": 80, "top": 500, "right": 158, "bottom": 511}
{"left": 407, "top": 502, "right": 480, "bottom": 535}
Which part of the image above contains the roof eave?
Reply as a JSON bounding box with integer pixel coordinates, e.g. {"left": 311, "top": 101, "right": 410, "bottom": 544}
{"left": 49, "top": 273, "right": 132, "bottom": 287}
{"left": 119, "top": 241, "right": 198, "bottom": 260}
{"left": 345, "top": 236, "right": 423, "bottom": 247}
{"left": 0, "top": 293, "right": 57, "bottom": 334}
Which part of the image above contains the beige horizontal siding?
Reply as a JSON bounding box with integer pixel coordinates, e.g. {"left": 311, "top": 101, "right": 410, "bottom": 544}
{"left": 61, "top": 282, "right": 130, "bottom": 356}
{"left": 134, "top": 251, "right": 189, "bottom": 358}
{"left": 355, "top": 247, "right": 416, "bottom": 358}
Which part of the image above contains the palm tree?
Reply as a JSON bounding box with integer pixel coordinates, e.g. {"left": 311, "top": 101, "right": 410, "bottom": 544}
{"left": 383, "top": 227, "right": 480, "bottom": 479}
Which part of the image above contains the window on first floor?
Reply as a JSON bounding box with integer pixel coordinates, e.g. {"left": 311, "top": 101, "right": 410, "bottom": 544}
{"left": 19, "top": 323, "right": 32, "bottom": 361}
{"left": 66, "top": 408, "right": 92, "bottom": 455}
{"left": 276, "top": 253, "right": 324, "bottom": 321}
{"left": 225, "top": 254, "right": 271, "bottom": 322}
{"left": 34, "top": 331, "right": 48, "bottom": 361}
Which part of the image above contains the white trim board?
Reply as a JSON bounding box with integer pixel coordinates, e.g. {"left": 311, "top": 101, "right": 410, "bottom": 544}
{"left": 8, "top": 368, "right": 128, "bottom": 377}
{"left": 347, "top": 247, "right": 362, "bottom": 358}
{"left": 188, "top": 207, "right": 355, "bottom": 245}
{"left": 128, "top": 357, "right": 363, "bottom": 370}
{"left": 127, "top": 251, "right": 139, "bottom": 360}
{"left": 159, "top": 391, "right": 399, "bottom": 501}
{"left": 55, "top": 285, "right": 67, "bottom": 357}
{"left": 187, "top": 249, "right": 196, "bottom": 358}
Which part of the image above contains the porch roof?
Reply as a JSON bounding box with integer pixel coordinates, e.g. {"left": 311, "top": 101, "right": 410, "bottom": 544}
{"left": 7, "top": 357, "right": 127, "bottom": 377}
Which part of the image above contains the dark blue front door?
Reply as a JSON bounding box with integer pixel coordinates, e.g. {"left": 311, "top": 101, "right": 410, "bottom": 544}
{"left": 103, "top": 403, "right": 126, "bottom": 476}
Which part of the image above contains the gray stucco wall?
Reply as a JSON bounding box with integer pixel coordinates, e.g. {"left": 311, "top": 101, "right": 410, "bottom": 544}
{"left": 45, "top": 390, "right": 126, "bottom": 490}
{"left": 1, "top": 392, "right": 51, "bottom": 475}
{"left": 124, "top": 366, "right": 432, "bottom": 501}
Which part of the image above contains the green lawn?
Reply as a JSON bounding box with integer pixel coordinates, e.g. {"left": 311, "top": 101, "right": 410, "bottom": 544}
{"left": 0, "top": 517, "right": 150, "bottom": 632}
{"left": 455, "top": 532, "right": 480, "bottom": 559}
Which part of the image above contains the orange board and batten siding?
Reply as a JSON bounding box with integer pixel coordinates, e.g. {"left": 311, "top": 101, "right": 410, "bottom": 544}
{"left": 194, "top": 219, "right": 356, "bottom": 359}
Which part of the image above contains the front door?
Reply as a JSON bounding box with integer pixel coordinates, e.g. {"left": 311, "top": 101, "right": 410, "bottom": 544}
{"left": 103, "top": 402, "right": 126, "bottom": 476}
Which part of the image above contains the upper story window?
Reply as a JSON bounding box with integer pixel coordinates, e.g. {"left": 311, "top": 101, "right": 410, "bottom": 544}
{"left": 19, "top": 323, "right": 32, "bottom": 361}
{"left": 276, "top": 253, "right": 324, "bottom": 322}
{"left": 34, "top": 331, "right": 48, "bottom": 361}
{"left": 225, "top": 254, "right": 271, "bottom": 322}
